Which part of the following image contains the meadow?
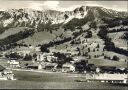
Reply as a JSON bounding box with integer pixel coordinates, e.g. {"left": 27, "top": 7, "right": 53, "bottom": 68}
{"left": 0, "top": 70, "right": 128, "bottom": 89}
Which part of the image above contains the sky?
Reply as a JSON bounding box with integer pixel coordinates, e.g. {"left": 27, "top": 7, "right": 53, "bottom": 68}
{"left": 0, "top": 0, "right": 127, "bottom": 12}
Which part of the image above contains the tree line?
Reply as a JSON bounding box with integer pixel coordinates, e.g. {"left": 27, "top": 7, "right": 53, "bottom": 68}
{"left": 0, "top": 28, "right": 35, "bottom": 51}
{"left": 98, "top": 25, "right": 128, "bottom": 56}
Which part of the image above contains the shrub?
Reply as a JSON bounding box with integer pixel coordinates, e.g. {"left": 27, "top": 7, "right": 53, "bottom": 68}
{"left": 24, "top": 54, "right": 32, "bottom": 61}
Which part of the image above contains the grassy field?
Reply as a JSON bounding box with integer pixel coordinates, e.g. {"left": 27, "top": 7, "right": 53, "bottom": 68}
{"left": 0, "top": 70, "right": 128, "bottom": 89}
{"left": 88, "top": 58, "right": 127, "bottom": 68}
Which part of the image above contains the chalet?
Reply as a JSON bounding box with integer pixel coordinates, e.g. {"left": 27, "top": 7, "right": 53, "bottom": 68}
{"left": 0, "top": 65, "right": 15, "bottom": 80}
{"left": 62, "top": 63, "right": 75, "bottom": 73}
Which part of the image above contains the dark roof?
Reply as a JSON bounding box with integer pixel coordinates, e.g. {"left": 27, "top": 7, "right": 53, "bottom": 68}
{"left": 0, "top": 65, "right": 5, "bottom": 71}
{"left": 99, "top": 66, "right": 117, "bottom": 71}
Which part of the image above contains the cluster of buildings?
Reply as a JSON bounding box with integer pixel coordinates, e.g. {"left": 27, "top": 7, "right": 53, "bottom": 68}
{"left": 36, "top": 53, "right": 57, "bottom": 62}
{"left": 4, "top": 49, "right": 128, "bottom": 74}
{"left": 0, "top": 65, "right": 15, "bottom": 80}
{"left": 86, "top": 73, "right": 128, "bottom": 84}
{"left": 0, "top": 44, "right": 128, "bottom": 83}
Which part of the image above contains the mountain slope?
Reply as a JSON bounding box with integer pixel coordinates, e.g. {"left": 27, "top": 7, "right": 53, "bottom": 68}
{"left": 0, "top": 6, "right": 128, "bottom": 62}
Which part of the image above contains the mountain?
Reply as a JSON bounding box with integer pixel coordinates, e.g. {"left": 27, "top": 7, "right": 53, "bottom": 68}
{"left": 0, "top": 6, "right": 128, "bottom": 63}
{"left": 0, "top": 6, "right": 127, "bottom": 32}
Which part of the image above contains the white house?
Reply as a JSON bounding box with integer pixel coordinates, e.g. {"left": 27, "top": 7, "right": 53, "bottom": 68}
{"left": 62, "top": 63, "right": 75, "bottom": 73}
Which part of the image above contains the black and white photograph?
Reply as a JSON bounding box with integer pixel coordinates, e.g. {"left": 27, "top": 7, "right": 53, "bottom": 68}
{"left": 0, "top": 0, "right": 128, "bottom": 89}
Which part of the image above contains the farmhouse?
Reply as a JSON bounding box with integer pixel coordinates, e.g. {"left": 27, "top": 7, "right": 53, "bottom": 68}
{"left": 62, "top": 63, "right": 75, "bottom": 73}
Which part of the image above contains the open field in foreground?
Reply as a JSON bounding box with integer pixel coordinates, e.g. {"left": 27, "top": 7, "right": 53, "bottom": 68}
{"left": 0, "top": 70, "right": 128, "bottom": 89}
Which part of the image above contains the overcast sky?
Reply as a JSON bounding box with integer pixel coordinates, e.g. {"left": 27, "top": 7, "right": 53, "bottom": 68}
{"left": 0, "top": 0, "right": 127, "bottom": 11}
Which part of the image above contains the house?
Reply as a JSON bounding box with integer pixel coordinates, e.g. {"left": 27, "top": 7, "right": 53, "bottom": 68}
{"left": 62, "top": 63, "right": 75, "bottom": 73}
{"left": 7, "top": 60, "right": 20, "bottom": 68}
{"left": 36, "top": 52, "right": 56, "bottom": 62}
{"left": 37, "top": 52, "right": 57, "bottom": 62}
{"left": 26, "top": 63, "right": 39, "bottom": 69}
{"left": 46, "top": 55, "right": 57, "bottom": 62}
{"left": 0, "top": 65, "right": 15, "bottom": 80}
{"left": 96, "top": 67, "right": 101, "bottom": 73}
{"left": 38, "top": 64, "right": 43, "bottom": 70}
{"left": 44, "top": 63, "right": 57, "bottom": 70}
{"left": 26, "top": 62, "right": 45, "bottom": 70}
